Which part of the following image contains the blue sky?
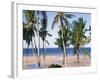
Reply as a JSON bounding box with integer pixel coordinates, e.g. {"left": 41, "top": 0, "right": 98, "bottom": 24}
{"left": 23, "top": 11, "right": 91, "bottom": 48}
{"left": 46, "top": 11, "right": 91, "bottom": 48}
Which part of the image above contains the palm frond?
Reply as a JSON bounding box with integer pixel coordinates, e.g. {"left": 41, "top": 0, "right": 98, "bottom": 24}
{"left": 64, "top": 14, "right": 75, "bottom": 18}
{"left": 47, "top": 32, "right": 52, "bottom": 36}
{"left": 52, "top": 14, "right": 60, "bottom": 29}
{"left": 45, "top": 39, "right": 50, "bottom": 45}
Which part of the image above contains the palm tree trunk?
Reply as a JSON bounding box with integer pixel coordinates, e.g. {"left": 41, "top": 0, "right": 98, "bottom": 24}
{"left": 38, "top": 38, "right": 40, "bottom": 68}
{"left": 60, "top": 17, "right": 67, "bottom": 66}
{"left": 66, "top": 47, "right": 67, "bottom": 63}
{"left": 37, "top": 11, "right": 41, "bottom": 68}
{"left": 62, "top": 50, "right": 64, "bottom": 65}
{"left": 77, "top": 53, "right": 79, "bottom": 64}
{"left": 33, "top": 36, "right": 38, "bottom": 67}
{"left": 31, "top": 40, "right": 35, "bottom": 56}
{"left": 31, "top": 39, "right": 38, "bottom": 67}
{"left": 59, "top": 48, "right": 64, "bottom": 64}
{"left": 76, "top": 48, "right": 80, "bottom": 64}
{"left": 43, "top": 40, "right": 46, "bottom": 67}
{"left": 63, "top": 43, "right": 67, "bottom": 66}
{"left": 44, "top": 43, "right": 46, "bottom": 67}
{"left": 27, "top": 45, "right": 29, "bottom": 66}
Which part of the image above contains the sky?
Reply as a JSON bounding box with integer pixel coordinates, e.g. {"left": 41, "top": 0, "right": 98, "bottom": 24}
{"left": 23, "top": 11, "right": 91, "bottom": 48}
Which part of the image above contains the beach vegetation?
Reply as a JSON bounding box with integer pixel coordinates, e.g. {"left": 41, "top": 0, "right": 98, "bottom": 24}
{"left": 52, "top": 12, "right": 74, "bottom": 66}
{"left": 71, "top": 18, "right": 90, "bottom": 64}
{"left": 23, "top": 11, "right": 91, "bottom": 69}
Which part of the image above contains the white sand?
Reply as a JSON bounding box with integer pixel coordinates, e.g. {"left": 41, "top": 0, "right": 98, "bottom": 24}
{"left": 23, "top": 55, "right": 91, "bottom": 69}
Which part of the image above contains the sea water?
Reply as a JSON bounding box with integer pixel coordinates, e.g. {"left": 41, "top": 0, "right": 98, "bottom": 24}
{"left": 23, "top": 47, "right": 91, "bottom": 56}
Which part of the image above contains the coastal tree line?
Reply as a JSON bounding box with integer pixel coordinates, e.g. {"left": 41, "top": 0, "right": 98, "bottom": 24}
{"left": 23, "top": 10, "right": 91, "bottom": 68}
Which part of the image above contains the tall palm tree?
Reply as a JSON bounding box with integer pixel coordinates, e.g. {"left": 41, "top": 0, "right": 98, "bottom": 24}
{"left": 23, "top": 10, "right": 38, "bottom": 67}
{"left": 39, "top": 11, "right": 52, "bottom": 67}
{"left": 23, "top": 24, "right": 35, "bottom": 67}
{"left": 36, "top": 11, "right": 48, "bottom": 68}
{"left": 71, "top": 17, "right": 89, "bottom": 64}
{"left": 39, "top": 29, "right": 52, "bottom": 67}
{"left": 81, "top": 26, "right": 91, "bottom": 60}
{"left": 55, "top": 27, "right": 71, "bottom": 64}
{"left": 52, "top": 12, "right": 73, "bottom": 65}
{"left": 35, "top": 11, "right": 41, "bottom": 68}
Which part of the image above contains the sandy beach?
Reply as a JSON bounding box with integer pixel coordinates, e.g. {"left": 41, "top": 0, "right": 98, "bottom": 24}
{"left": 23, "top": 54, "right": 91, "bottom": 69}
{"left": 23, "top": 10, "right": 91, "bottom": 70}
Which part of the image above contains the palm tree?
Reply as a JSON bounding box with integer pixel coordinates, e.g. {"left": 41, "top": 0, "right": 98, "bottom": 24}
{"left": 23, "top": 24, "right": 35, "bottom": 67}
{"left": 23, "top": 26, "right": 30, "bottom": 56}
{"left": 34, "top": 11, "right": 42, "bottom": 68}
{"left": 23, "top": 10, "right": 38, "bottom": 67}
{"left": 55, "top": 27, "right": 71, "bottom": 64}
{"left": 24, "top": 10, "right": 47, "bottom": 68}
{"left": 81, "top": 38, "right": 91, "bottom": 58}
{"left": 71, "top": 17, "right": 89, "bottom": 64}
{"left": 54, "top": 38, "right": 63, "bottom": 64}
{"left": 36, "top": 11, "right": 47, "bottom": 68}
{"left": 81, "top": 26, "right": 91, "bottom": 62}
{"left": 39, "top": 11, "right": 52, "bottom": 67}
{"left": 39, "top": 29, "right": 52, "bottom": 67}
{"left": 52, "top": 12, "right": 73, "bottom": 65}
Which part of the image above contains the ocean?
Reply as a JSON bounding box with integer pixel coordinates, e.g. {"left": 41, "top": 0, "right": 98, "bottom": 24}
{"left": 23, "top": 47, "right": 91, "bottom": 56}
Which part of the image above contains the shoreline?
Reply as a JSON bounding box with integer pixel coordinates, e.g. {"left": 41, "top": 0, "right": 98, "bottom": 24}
{"left": 23, "top": 54, "right": 91, "bottom": 69}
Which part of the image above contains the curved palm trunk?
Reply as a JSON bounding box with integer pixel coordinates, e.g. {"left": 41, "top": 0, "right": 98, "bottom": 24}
{"left": 31, "top": 39, "right": 38, "bottom": 68}
{"left": 33, "top": 36, "right": 38, "bottom": 67}
{"left": 60, "top": 17, "right": 67, "bottom": 66}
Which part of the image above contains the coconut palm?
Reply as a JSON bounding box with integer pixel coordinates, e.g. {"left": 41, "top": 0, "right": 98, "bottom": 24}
{"left": 39, "top": 29, "right": 52, "bottom": 67}
{"left": 81, "top": 26, "right": 91, "bottom": 60}
{"left": 23, "top": 10, "right": 38, "bottom": 68}
{"left": 52, "top": 12, "right": 73, "bottom": 65}
{"left": 24, "top": 11, "right": 47, "bottom": 68}
{"left": 39, "top": 11, "right": 52, "bottom": 67}
{"left": 23, "top": 10, "right": 37, "bottom": 53}
{"left": 36, "top": 11, "right": 48, "bottom": 68}
{"left": 55, "top": 26, "right": 71, "bottom": 64}
{"left": 81, "top": 38, "right": 91, "bottom": 58}
{"left": 35, "top": 11, "right": 41, "bottom": 68}
{"left": 23, "top": 26, "right": 30, "bottom": 56}
{"left": 23, "top": 24, "right": 35, "bottom": 67}
{"left": 71, "top": 17, "right": 90, "bottom": 64}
